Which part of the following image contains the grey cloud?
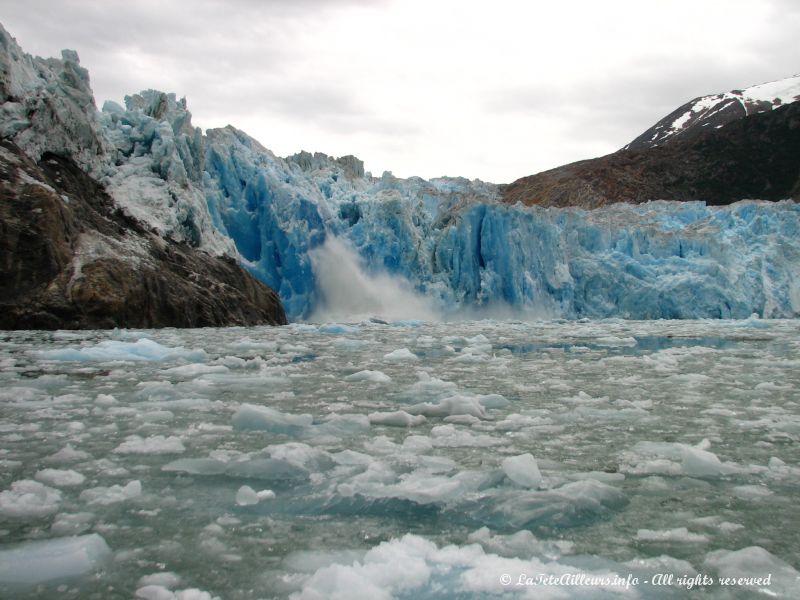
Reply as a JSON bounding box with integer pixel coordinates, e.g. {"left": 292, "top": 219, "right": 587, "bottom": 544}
{"left": 484, "top": 54, "right": 798, "bottom": 153}
{"left": 318, "top": 114, "right": 420, "bottom": 138}
{"left": 0, "top": 1, "right": 329, "bottom": 119}
{"left": 482, "top": 0, "right": 800, "bottom": 154}
{"left": 261, "top": 85, "right": 365, "bottom": 118}
{"left": 0, "top": 0, "right": 387, "bottom": 80}
{"left": 751, "top": 0, "right": 800, "bottom": 76}
{"left": 1, "top": 2, "right": 409, "bottom": 142}
{"left": 1, "top": 2, "right": 293, "bottom": 67}
{"left": 2, "top": 0, "right": 796, "bottom": 179}
{"left": 199, "top": 81, "right": 419, "bottom": 137}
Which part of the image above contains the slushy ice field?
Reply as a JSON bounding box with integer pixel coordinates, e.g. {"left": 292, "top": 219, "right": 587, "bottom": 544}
{"left": 0, "top": 318, "right": 798, "bottom": 599}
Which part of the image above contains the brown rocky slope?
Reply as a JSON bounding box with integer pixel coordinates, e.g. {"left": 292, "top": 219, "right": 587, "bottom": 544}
{"left": 502, "top": 100, "right": 800, "bottom": 209}
{"left": 0, "top": 140, "right": 287, "bottom": 329}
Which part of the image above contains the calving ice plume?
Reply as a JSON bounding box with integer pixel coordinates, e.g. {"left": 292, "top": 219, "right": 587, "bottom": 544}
{"left": 1, "top": 23, "right": 799, "bottom": 322}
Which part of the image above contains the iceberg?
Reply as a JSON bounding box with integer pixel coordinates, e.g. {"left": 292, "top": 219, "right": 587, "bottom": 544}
{"left": 231, "top": 404, "right": 313, "bottom": 435}
{"left": 0, "top": 534, "right": 112, "bottom": 589}
{"left": 37, "top": 339, "right": 207, "bottom": 363}
{"left": 235, "top": 485, "right": 274, "bottom": 506}
{"left": 0, "top": 480, "right": 62, "bottom": 518}
{"left": 502, "top": 453, "right": 544, "bottom": 489}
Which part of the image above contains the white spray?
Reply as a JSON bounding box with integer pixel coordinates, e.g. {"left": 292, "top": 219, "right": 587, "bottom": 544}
{"left": 309, "top": 237, "right": 440, "bottom": 322}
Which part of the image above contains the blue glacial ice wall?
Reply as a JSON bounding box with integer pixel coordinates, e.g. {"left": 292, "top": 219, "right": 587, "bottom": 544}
{"left": 196, "top": 119, "right": 800, "bottom": 320}
{"left": 70, "top": 92, "right": 798, "bottom": 321}
{"left": 335, "top": 197, "right": 800, "bottom": 320}
{"left": 435, "top": 200, "right": 800, "bottom": 319}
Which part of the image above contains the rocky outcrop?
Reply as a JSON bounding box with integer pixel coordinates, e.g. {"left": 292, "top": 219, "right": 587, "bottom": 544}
{"left": 502, "top": 100, "right": 800, "bottom": 209}
{"left": 0, "top": 140, "right": 286, "bottom": 329}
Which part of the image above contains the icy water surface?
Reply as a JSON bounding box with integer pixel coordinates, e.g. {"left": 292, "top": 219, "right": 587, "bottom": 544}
{"left": 0, "top": 319, "right": 799, "bottom": 599}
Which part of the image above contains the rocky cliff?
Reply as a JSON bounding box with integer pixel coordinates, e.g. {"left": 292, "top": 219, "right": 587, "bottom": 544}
{"left": 503, "top": 80, "right": 800, "bottom": 209}
{"left": 0, "top": 25, "right": 286, "bottom": 329}
{"left": 0, "top": 140, "right": 286, "bottom": 328}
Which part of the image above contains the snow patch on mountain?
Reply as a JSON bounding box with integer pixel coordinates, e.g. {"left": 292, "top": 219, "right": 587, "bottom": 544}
{"left": 625, "top": 74, "right": 800, "bottom": 150}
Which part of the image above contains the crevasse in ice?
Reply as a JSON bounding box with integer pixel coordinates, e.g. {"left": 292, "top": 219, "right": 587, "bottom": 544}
{"left": 2, "top": 27, "right": 798, "bottom": 321}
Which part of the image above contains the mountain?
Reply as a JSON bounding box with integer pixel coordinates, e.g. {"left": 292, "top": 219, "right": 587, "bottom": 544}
{"left": 502, "top": 77, "right": 800, "bottom": 208}
{"left": 1, "top": 23, "right": 799, "bottom": 321}
{"left": 0, "top": 25, "right": 286, "bottom": 328}
{"left": 625, "top": 75, "right": 800, "bottom": 151}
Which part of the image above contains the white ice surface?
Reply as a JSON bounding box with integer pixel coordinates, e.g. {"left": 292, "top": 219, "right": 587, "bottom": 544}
{"left": 38, "top": 339, "right": 207, "bottom": 363}
{"left": 0, "top": 534, "right": 111, "bottom": 588}
{"left": 0, "top": 480, "right": 62, "bottom": 518}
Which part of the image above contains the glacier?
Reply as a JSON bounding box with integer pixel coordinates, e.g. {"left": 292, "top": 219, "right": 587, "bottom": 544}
{"left": 104, "top": 93, "right": 800, "bottom": 321}
{"left": 198, "top": 127, "right": 800, "bottom": 320}
{"left": 2, "top": 25, "right": 799, "bottom": 321}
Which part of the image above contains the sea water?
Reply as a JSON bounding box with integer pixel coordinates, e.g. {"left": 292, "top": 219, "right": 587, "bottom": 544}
{"left": 0, "top": 318, "right": 798, "bottom": 599}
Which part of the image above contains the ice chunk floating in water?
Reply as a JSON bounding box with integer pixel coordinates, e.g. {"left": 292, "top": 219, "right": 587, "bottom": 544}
{"left": 37, "top": 338, "right": 207, "bottom": 363}
{"left": 232, "top": 404, "right": 313, "bottom": 435}
{"left": 1, "top": 319, "right": 799, "bottom": 598}
{"left": 0, "top": 480, "right": 61, "bottom": 518}
{"left": 502, "top": 453, "right": 544, "bottom": 489}
{"left": 0, "top": 534, "right": 111, "bottom": 590}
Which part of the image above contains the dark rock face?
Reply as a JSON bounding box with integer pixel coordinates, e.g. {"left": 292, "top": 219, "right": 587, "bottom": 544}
{"left": 0, "top": 140, "right": 287, "bottom": 329}
{"left": 502, "top": 101, "right": 800, "bottom": 209}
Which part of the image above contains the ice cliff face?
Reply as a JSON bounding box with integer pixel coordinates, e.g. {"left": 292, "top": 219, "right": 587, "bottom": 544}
{"left": 2, "top": 23, "right": 799, "bottom": 321}
{"left": 190, "top": 118, "right": 799, "bottom": 320}
{"left": 0, "top": 30, "right": 105, "bottom": 173}
{"left": 196, "top": 121, "right": 800, "bottom": 320}
{"left": 100, "top": 91, "right": 234, "bottom": 255}
{"left": 201, "top": 126, "right": 499, "bottom": 317}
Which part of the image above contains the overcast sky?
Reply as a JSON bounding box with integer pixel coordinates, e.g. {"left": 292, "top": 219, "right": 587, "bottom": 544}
{"left": 2, "top": 0, "right": 798, "bottom": 182}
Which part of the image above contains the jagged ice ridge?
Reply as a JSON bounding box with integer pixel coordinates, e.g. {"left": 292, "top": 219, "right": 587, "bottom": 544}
{"left": 2, "top": 26, "right": 798, "bottom": 320}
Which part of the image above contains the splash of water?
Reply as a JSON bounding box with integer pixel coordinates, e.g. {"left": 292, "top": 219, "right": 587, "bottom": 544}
{"left": 309, "top": 237, "right": 441, "bottom": 322}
